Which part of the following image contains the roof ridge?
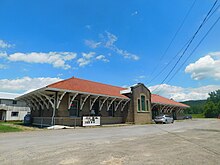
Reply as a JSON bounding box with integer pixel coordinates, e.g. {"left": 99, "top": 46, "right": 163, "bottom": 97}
{"left": 73, "top": 77, "right": 127, "bottom": 89}
{"left": 48, "top": 76, "right": 127, "bottom": 90}
{"left": 47, "top": 76, "right": 74, "bottom": 88}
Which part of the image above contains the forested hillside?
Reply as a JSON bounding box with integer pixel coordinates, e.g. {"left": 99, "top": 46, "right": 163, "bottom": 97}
{"left": 181, "top": 89, "right": 220, "bottom": 118}
{"left": 181, "top": 100, "right": 206, "bottom": 114}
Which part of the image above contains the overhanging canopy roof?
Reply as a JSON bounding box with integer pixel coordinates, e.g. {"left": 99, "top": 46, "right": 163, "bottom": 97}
{"left": 17, "top": 77, "right": 129, "bottom": 100}
{"left": 16, "top": 77, "right": 189, "bottom": 108}
{"left": 151, "top": 94, "right": 189, "bottom": 108}
{"left": 46, "top": 77, "right": 129, "bottom": 99}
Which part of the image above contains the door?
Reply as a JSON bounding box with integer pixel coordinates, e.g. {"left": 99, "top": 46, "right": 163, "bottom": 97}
{"left": 91, "top": 101, "right": 99, "bottom": 116}
{"left": 0, "top": 110, "right": 5, "bottom": 120}
{"left": 0, "top": 111, "right": 2, "bottom": 120}
{"left": 172, "top": 110, "right": 177, "bottom": 120}
{"left": 69, "top": 100, "right": 78, "bottom": 117}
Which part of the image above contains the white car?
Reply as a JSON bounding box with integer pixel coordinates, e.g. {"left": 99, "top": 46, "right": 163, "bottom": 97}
{"left": 154, "top": 115, "right": 174, "bottom": 124}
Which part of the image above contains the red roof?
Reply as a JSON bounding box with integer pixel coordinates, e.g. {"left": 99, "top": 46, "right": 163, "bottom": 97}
{"left": 151, "top": 94, "right": 189, "bottom": 108}
{"left": 47, "top": 77, "right": 128, "bottom": 99}
{"left": 47, "top": 77, "right": 189, "bottom": 107}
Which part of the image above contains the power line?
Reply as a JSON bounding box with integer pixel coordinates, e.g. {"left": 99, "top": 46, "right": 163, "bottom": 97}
{"left": 148, "top": 0, "right": 197, "bottom": 83}
{"left": 152, "top": 0, "right": 218, "bottom": 93}
{"left": 147, "top": 40, "right": 189, "bottom": 85}
{"left": 149, "top": 2, "right": 220, "bottom": 86}
{"left": 167, "top": 14, "right": 220, "bottom": 84}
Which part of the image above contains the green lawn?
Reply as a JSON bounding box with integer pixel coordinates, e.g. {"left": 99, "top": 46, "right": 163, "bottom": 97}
{"left": 0, "top": 121, "right": 41, "bottom": 133}
{"left": 191, "top": 113, "right": 205, "bottom": 118}
{"left": 0, "top": 123, "right": 22, "bottom": 133}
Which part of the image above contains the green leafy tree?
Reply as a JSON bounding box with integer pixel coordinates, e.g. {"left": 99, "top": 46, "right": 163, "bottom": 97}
{"left": 204, "top": 90, "right": 220, "bottom": 118}
{"left": 207, "top": 90, "right": 220, "bottom": 104}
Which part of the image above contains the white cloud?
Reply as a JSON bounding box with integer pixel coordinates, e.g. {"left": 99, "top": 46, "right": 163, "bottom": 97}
{"left": 85, "top": 40, "right": 101, "bottom": 49}
{"left": 96, "top": 55, "right": 109, "bottom": 62}
{"left": 77, "top": 52, "right": 110, "bottom": 67}
{"left": 82, "top": 52, "right": 95, "bottom": 59}
{"left": 0, "top": 77, "right": 62, "bottom": 93}
{"left": 4, "top": 52, "right": 77, "bottom": 69}
{"left": 149, "top": 84, "right": 220, "bottom": 101}
{"left": 134, "top": 75, "right": 146, "bottom": 82}
{"left": 138, "top": 75, "right": 145, "bottom": 79}
{"left": 0, "top": 92, "right": 20, "bottom": 99}
{"left": 103, "top": 31, "right": 140, "bottom": 60}
{"left": 104, "top": 31, "right": 118, "bottom": 48}
{"left": 77, "top": 58, "right": 91, "bottom": 67}
{"left": 77, "top": 52, "right": 95, "bottom": 67}
{"left": 0, "top": 51, "right": 7, "bottom": 58}
{"left": 185, "top": 52, "right": 220, "bottom": 80}
{"left": 0, "top": 40, "right": 12, "bottom": 48}
{"left": 85, "top": 31, "right": 139, "bottom": 61}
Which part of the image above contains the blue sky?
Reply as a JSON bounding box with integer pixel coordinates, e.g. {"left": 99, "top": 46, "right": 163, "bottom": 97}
{"left": 0, "top": 0, "right": 220, "bottom": 101}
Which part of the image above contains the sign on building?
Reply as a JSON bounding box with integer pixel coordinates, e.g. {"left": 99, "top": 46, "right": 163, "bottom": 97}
{"left": 82, "top": 116, "right": 100, "bottom": 126}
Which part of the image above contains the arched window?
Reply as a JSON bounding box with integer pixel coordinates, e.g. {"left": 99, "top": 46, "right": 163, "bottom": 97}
{"left": 141, "top": 95, "right": 146, "bottom": 111}
{"left": 137, "top": 94, "right": 150, "bottom": 112}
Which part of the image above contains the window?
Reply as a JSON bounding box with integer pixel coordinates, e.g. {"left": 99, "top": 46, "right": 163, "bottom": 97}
{"left": 137, "top": 94, "right": 150, "bottom": 112}
{"left": 69, "top": 100, "right": 78, "bottom": 117}
{"left": 146, "top": 100, "right": 149, "bottom": 111}
{"left": 141, "top": 95, "right": 146, "bottom": 111}
{"left": 137, "top": 99, "right": 141, "bottom": 112}
{"left": 12, "top": 100, "right": 17, "bottom": 104}
{"left": 11, "top": 112, "right": 19, "bottom": 117}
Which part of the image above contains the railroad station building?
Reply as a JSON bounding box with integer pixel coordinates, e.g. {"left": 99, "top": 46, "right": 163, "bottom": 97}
{"left": 16, "top": 77, "right": 189, "bottom": 126}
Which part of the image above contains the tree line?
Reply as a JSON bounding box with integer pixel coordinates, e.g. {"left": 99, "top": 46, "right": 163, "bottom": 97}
{"left": 182, "top": 89, "right": 220, "bottom": 118}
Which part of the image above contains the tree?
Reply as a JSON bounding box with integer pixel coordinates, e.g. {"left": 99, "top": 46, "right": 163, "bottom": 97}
{"left": 204, "top": 89, "right": 220, "bottom": 118}
{"left": 204, "top": 101, "right": 218, "bottom": 118}
{"left": 207, "top": 90, "right": 220, "bottom": 104}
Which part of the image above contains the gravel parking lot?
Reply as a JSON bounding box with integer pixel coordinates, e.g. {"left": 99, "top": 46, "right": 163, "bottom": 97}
{"left": 0, "top": 119, "right": 219, "bottom": 165}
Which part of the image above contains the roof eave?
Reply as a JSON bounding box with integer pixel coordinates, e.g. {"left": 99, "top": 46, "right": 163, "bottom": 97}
{"left": 45, "top": 87, "right": 130, "bottom": 100}
{"left": 15, "top": 87, "right": 47, "bottom": 100}
{"left": 151, "top": 102, "right": 189, "bottom": 108}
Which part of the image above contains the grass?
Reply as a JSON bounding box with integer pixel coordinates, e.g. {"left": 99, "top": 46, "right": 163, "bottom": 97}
{"left": 0, "top": 121, "right": 40, "bottom": 133}
{"left": 191, "top": 113, "right": 205, "bottom": 118}
{"left": 0, "top": 123, "right": 22, "bottom": 133}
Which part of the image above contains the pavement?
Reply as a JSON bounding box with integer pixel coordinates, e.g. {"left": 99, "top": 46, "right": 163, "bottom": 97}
{"left": 0, "top": 119, "right": 219, "bottom": 165}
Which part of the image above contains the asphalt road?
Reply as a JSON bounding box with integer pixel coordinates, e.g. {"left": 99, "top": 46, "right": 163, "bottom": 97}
{"left": 0, "top": 119, "right": 219, "bottom": 165}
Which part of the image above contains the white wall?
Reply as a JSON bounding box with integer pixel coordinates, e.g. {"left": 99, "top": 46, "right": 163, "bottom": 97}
{"left": 0, "top": 98, "right": 30, "bottom": 121}
{"left": 6, "top": 109, "right": 30, "bottom": 121}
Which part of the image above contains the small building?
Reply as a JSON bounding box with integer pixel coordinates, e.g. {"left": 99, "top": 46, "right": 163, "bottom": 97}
{"left": 16, "top": 77, "right": 189, "bottom": 126}
{"left": 0, "top": 92, "right": 30, "bottom": 121}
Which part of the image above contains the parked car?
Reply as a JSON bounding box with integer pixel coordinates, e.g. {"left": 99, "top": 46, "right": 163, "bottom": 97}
{"left": 183, "top": 115, "right": 192, "bottom": 119}
{"left": 154, "top": 115, "right": 174, "bottom": 124}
